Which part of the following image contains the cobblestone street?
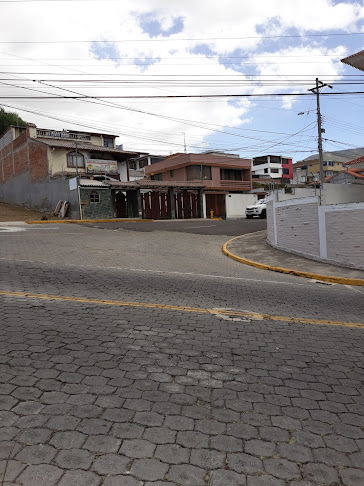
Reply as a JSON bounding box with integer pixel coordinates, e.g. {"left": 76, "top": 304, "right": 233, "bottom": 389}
{"left": 0, "top": 223, "right": 363, "bottom": 485}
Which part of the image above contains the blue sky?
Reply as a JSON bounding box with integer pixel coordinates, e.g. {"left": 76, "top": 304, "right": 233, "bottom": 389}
{"left": 1, "top": 0, "right": 364, "bottom": 162}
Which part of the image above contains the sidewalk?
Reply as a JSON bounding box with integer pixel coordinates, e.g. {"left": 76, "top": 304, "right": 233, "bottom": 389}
{"left": 224, "top": 230, "right": 364, "bottom": 285}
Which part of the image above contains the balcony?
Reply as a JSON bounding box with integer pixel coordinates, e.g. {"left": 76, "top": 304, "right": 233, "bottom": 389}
{"left": 219, "top": 180, "right": 251, "bottom": 189}
{"left": 37, "top": 129, "right": 91, "bottom": 141}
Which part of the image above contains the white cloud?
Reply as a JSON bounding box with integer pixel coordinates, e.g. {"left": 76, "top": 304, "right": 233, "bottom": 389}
{"left": 0, "top": 0, "right": 362, "bottom": 154}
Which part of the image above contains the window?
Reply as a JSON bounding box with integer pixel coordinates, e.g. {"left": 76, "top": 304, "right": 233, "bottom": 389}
{"left": 283, "top": 168, "right": 290, "bottom": 175}
{"left": 270, "top": 169, "right": 279, "bottom": 173}
{"left": 264, "top": 168, "right": 268, "bottom": 173}
{"left": 103, "top": 137, "right": 114, "bottom": 148}
{"left": 270, "top": 156, "right": 281, "bottom": 164}
{"left": 151, "top": 173, "right": 163, "bottom": 181}
{"left": 281, "top": 158, "right": 289, "bottom": 164}
{"left": 252, "top": 156, "right": 268, "bottom": 166}
{"left": 220, "top": 168, "right": 242, "bottom": 181}
{"left": 186, "top": 165, "right": 211, "bottom": 180}
{"left": 170, "top": 170, "right": 174, "bottom": 178}
{"left": 67, "top": 151, "right": 85, "bottom": 168}
{"left": 90, "top": 191, "right": 100, "bottom": 203}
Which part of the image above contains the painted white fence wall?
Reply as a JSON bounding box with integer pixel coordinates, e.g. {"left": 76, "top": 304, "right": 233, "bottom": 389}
{"left": 226, "top": 193, "right": 258, "bottom": 218}
{"left": 267, "top": 197, "right": 364, "bottom": 270}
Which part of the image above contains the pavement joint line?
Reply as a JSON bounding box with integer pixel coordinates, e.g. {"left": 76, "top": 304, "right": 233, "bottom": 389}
{"left": 1, "top": 290, "right": 363, "bottom": 329}
{"left": 223, "top": 235, "right": 364, "bottom": 287}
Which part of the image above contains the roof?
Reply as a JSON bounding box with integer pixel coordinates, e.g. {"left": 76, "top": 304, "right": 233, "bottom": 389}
{"left": 341, "top": 50, "right": 364, "bottom": 72}
{"left": 79, "top": 178, "right": 109, "bottom": 187}
{"left": 145, "top": 152, "right": 251, "bottom": 174}
{"left": 35, "top": 138, "right": 146, "bottom": 157}
{"left": 345, "top": 155, "right": 364, "bottom": 166}
{"left": 108, "top": 180, "right": 204, "bottom": 190}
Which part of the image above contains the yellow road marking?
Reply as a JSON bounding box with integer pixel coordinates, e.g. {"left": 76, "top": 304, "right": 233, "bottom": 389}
{"left": 0, "top": 290, "right": 363, "bottom": 330}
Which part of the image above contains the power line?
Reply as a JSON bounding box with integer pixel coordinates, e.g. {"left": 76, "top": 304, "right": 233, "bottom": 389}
{"left": 0, "top": 33, "right": 363, "bottom": 43}
{"left": 2, "top": 92, "right": 364, "bottom": 100}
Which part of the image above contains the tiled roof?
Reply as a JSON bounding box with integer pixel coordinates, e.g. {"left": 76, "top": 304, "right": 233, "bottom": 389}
{"left": 34, "top": 138, "right": 145, "bottom": 156}
{"left": 108, "top": 180, "right": 204, "bottom": 189}
{"left": 345, "top": 155, "right": 364, "bottom": 166}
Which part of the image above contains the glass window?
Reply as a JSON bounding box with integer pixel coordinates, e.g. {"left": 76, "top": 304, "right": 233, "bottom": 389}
{"left": 186, "top": 165, "right": 211, "bottom": 180}
{"left": 220, "top": 169, "right": 242, "bottom": 181}
{"left": 103, "top": 137, "right": 114, "bottom": 148}
{"left": 90, "top": 191, "right": 100, "bottom": 203}
{"left": 252, "top": 156, "right": 268, "bottom": 166}
{"left": 151, "top": 173, "right": 163, "bottom": 181}
{"left": 283, "top": 168, "right": 290, "bottom": 175}
{"left": 270, "top": 168, "right": 279, "bottom": 173}
{"left": 170, "top": 170, "right": 174, "bottom": 178}
{"left": 67, "top": 151, "right": 85, "bottom": 168}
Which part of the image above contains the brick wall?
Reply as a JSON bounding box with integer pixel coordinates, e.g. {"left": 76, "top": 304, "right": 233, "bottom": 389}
{"left": 275, "top": 201, "right": 320, "bottom": 258}
{"left": 326, "top": 206, "right": 364, "bottom": 269}
{"left": 29, "top": 141, "right": 49, "bottom": 181}
{"left": 268, "top": 197, "right": 364, "bottom": 270}
{"left": 80, "top": 188, "right": 115, "bottom": 219}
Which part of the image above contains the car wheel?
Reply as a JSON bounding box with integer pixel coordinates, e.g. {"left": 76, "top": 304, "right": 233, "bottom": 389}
{"left": 260, "top": 209, "right": 266, "bottom": 219}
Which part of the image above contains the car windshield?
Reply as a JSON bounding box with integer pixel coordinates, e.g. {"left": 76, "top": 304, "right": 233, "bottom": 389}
{"left": 257, "top": 200, "right": 266, "bottom": 205}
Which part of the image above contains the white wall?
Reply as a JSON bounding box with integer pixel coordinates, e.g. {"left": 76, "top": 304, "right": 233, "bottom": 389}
{"left": 226, "top": 193, "right": 258, "bottom": 218}
{"left": 322, "top": 183, "right": 364, "bottom": 205}
{"left": 117, "top": 162, "right": 128, "bottom": 182}
{"left": 267, "top": 196, "right": 364, "bottom": 270}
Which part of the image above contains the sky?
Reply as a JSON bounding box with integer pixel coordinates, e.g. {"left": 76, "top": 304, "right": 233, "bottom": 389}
{"left": 0, "top": 0, "right": 364, "bottom": 162}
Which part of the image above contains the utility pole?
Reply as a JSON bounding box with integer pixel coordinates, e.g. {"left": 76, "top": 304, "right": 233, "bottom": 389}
{"left": 183, "top": 132, "right": 187, "bottom": 153}
{"left": 308, "top": 78, "right": 332, "bottom": 203}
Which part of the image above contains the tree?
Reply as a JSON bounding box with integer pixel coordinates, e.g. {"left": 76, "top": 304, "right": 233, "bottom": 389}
{"left": 0, "top": 108, "right": 27, "bottom": 136}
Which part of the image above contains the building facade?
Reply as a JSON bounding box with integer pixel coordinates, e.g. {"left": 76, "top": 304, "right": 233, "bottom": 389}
{"left": 144, "top": 152, "right": 252, "bottom": 218}
{"left": 0, "top": 123, "right": 143, "bottom": 217}
{"left": 252, "top": 155, "right": 293, "bottom": 181}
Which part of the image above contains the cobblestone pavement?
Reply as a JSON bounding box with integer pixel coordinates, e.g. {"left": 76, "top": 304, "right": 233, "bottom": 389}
{"left": 0, "top": 224, "right": 363, "bottom": 485}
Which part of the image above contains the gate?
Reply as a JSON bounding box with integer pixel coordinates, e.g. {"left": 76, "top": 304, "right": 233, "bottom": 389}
{"left": 175, "top": 190, "right": 199, "bottom": 219}
{"left": 141, "top": 191, "right": 170, "bottom": 219}
{"left": 205, "top": 193, "right": 226, "bottom": 218}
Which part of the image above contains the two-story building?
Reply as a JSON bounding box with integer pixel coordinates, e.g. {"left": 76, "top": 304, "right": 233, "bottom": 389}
{"left": 144, "top": 151, "right": 253, "bottom": 218}
{"left": 0, "top": 123, "right": 145, "bottom": 218}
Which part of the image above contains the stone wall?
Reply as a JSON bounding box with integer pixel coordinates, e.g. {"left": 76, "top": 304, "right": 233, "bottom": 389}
{"left": 80, "top": 188, "right": 115, "bottom": 220}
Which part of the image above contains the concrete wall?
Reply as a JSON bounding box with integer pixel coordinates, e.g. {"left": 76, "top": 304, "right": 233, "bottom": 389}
{"left": 0, "top": 170, "right": 80, "bottom": 218}
{"left": 226, "top": 193, "right": 258, "bottom": 218}
{"left": 267, "top": 196, "right": 364, "bottom": 270}
{"left": 322, "top": 183, "right": 364, "bottom": 204}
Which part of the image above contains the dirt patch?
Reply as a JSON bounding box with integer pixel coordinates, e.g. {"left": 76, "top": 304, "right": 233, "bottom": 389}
{"left": 0, "top": 202, "right": 56, "bottom": 222}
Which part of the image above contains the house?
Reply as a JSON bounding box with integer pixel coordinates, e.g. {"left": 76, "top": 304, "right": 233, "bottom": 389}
{"left": 292, "top": 148, "right": 364, "bottom": 185}
{"left": 345, "top": 155, "right": 364, "bottom": 170}
{"left": 144, "top": 151, "right": 254, "bottom": 218}
{"left": 128, "top": 154, "right": 165, "bottom": 181}
{"left": 251, "top": 155, "right": 293, "bottom": 181}
{"left": 0, "top": 123, "right": 145, "bottom": 218}
{"left": 326, "top": 168, "right": 364, "bottom": 185}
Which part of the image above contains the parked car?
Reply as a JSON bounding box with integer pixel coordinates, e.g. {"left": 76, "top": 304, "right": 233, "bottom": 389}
{"left": 245, "top": 199, "right": 267, "bottom": 219}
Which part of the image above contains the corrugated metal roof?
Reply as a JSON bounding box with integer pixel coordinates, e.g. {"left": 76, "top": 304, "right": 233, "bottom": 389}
{"left": 79, "top": 178, "right": 109, "bottom": 187}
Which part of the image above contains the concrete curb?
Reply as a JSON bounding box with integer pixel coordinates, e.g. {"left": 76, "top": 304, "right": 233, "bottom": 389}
{"left": 26, "top": 218, "right": 154, "bottom": 224}
{"left": 223, "top": 235, "right": 364, "bottom": 287}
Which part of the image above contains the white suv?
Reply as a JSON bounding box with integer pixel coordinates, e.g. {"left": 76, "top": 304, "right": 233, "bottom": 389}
{"left": 245, "top": 199, "right": 267, "bottom": 219}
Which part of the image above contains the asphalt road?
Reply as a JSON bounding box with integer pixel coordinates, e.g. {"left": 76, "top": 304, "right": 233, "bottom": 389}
{"left": 0, "top": 223, "right": 363, "bottom": 486}
{"left": 84, "top": 218, "right": 267, "bottom": 236}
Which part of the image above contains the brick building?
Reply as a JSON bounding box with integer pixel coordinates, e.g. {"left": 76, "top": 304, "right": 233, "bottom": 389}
{"left": 0, "top": 124, "right": 143, "bottom": 218}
